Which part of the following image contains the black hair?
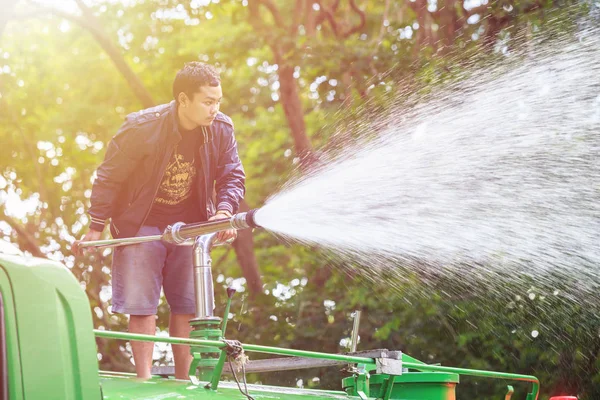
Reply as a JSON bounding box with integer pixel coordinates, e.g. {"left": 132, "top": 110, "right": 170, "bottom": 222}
{"left": 172, "top": 62, "right": 221, "bottom": 105}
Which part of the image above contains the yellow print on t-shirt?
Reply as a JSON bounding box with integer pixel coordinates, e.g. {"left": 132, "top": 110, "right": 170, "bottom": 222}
{"left": 154, "top": 153, "right": 196, "bottom": 205}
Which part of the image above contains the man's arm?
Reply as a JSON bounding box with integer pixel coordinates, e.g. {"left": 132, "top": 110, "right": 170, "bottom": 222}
{"left": 210, "top": 127, "right": 245, "bottom": 243}
{"left": 214, "top": 129, "right": 246, "bottom": 215}
{"left": 73, "top": 120, "right": 147, "bottom": 255}
{"left": 87, "top": 119, "right": 147, "bottom": 232}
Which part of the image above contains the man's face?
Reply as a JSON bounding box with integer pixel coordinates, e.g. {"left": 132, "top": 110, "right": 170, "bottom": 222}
{"left": 182, "top": 85, "right": 222, "bottom": 127}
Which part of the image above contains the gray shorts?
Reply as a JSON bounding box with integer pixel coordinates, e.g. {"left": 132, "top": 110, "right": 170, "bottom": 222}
{"left": 111, "top": 226, "right": 196, "bottom": 316}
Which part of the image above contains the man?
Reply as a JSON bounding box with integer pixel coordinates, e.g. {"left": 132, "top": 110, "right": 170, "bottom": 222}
{"left": 73, "top": 62, "right": 245, "bottom": 380}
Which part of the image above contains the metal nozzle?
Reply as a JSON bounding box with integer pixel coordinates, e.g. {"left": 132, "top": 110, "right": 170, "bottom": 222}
{"left": 164, "top": 208, "right": 261, "bottom": 244}
{"left": 231, "top": 208, "right": 261, "bottom": 230}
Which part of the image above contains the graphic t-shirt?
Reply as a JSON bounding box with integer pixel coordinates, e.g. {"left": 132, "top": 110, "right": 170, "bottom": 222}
{"left": 145, "top": 127, "right": 202, "bottom": 229}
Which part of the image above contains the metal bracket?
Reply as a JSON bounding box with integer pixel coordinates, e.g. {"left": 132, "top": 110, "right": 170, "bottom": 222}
{"left": 163, "top": 221, "right": 186, "bottom": 244}
{"left": 188, "top": 355, "right": 202, "bottom": 385}
{"left": 382, "top": 375, "right": 397, "bottom": 400}
{"left": 354, "top": 364, "right": 370, "bottom": 400}
{"left": 376, "top": 357, "right": 403, "bottom": 375}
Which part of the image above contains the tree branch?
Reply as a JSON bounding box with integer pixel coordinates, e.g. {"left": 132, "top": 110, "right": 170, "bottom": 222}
{"left": 257, "top": 0, "right": 287, "bottom": 29}
{"left": 341, "top": 0, "right": 366, "bottom": 38}
{"left": 24, "top": 0, "right": 155, "bottom": 108}
{"left": 315, "top": 0, "right": 341, "bottom": 26}
{"left": 331, "top": 0, "right": 341, "bottom": 13}
{"left": 73, "top": 0, "right": 155, "bottom": 108}
{"left": 290, "top": 0, "right": 304, "bottom": 36}
{"left": 372, "top": 0, "right": 391, "bottom": 46}
{"left": 314, "top": 0, "right": 339, "bottom": 37}
{"left": 71, "top": 0, "right": 88, "bottom": 13}
{"left": 25, "top": 0, "right": 90, "bottom": 30}
{"left": 2, "top": 213, "right": 45, "bottom": 258}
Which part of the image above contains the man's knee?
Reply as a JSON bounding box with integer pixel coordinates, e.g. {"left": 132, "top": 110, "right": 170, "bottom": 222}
{"left": 129, "top": 314, "right": 156, "bottom": 333}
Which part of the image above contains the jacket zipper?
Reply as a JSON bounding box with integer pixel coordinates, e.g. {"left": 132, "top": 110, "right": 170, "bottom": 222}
{"left": 199, "top": 126, "right": 211, "bottom": 218}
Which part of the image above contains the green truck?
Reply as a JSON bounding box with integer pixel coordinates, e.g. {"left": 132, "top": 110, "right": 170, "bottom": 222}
{"left": 0, "top": 236, "right": 542, "bottom": 400}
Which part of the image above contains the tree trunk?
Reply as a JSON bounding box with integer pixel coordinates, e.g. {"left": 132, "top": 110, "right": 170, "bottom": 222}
{"left": 440, "top": 0, "right": 459, "bottom": 52}
{"left": 410, "top": 0, "right": 434, "bottom": 58}
{"left": 232, "top": 199, "right": 262, "bottom": 295}
{"left": 273, "top": 48, "right": 313, "bottom": 157}
{"left": 304, "top": 0, "right": 316, "bottom": 37}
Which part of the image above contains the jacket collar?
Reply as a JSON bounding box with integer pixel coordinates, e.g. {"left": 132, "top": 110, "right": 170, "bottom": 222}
{"left": 168, "top": 100, "right": 182, "bottom": 142}
{"left": 168, "top": 100, "right": 213, "bottom": 145}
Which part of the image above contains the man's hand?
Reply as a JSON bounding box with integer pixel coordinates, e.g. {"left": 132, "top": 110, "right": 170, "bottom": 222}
{"left": 209, "top": 211, "right": 236, "bottom": 244}
{"left": 73, "top": 229, "right": 102, "bottom": 256}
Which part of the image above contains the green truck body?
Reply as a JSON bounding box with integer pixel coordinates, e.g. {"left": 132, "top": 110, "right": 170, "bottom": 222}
{"left": 0, "top": 243, "right": 539, "bottom": 400}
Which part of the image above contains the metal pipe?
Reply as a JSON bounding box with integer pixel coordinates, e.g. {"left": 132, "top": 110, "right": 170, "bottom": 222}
{"left": 77, "top": 209, "right": 261, "bottom": 249}
{"left": 94, "top": 329, "right": 540, "bottom": 398}
{"left": 221, "top": 288, "right": 236, "bottom": 336}
{"left": 93, "top": 329, "right": 541, "bottom": 385}
{"left": 93, "top": 330, "right": 375, "bottom": 364}
{"left": 0, "top": 292, "right": 8, "bottom": 400}
{"left": 402, "top": 361, "right": 540, "bottom": 389}
{"left": 193, "top": 233, "right": 218, "bottom": 319}
{"left": 76, "top": 234, "right": 163, "bottom": 249}
{"left": 350, "top": 310, "right": 361, "bottom": 352}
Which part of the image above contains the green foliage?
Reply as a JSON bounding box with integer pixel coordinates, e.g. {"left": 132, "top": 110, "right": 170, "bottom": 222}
{"left": 1, "top": 0, "right": 598, "bottom": 398}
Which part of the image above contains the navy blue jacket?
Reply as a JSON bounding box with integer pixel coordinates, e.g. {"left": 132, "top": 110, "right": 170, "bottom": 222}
{"left": 88, "top": 101, "right": 245, "bottom": 239}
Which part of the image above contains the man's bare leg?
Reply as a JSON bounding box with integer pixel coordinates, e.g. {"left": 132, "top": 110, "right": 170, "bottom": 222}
{"left": 129, "top": 315, "right": 156, "bottom": 379}
{"left": 170, "top": 313, "right": 194, "bottom": 380}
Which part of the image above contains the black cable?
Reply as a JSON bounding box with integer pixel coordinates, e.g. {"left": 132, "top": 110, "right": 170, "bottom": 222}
{"left": 223, "top": 339, "right": 254, "bottom": 400}
{"left": 241, "top": 360, "right": 252, "bottom": 399}
{"left": 228, "top": 356, "right": 255, "bottom": 400}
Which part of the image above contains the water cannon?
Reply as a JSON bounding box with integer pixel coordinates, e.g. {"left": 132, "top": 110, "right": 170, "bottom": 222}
{"left": 162, "top": 208, "right": 261, "bottom": 245}
{"left": 76, "top": 208, "right": 262, "bottom": 250}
